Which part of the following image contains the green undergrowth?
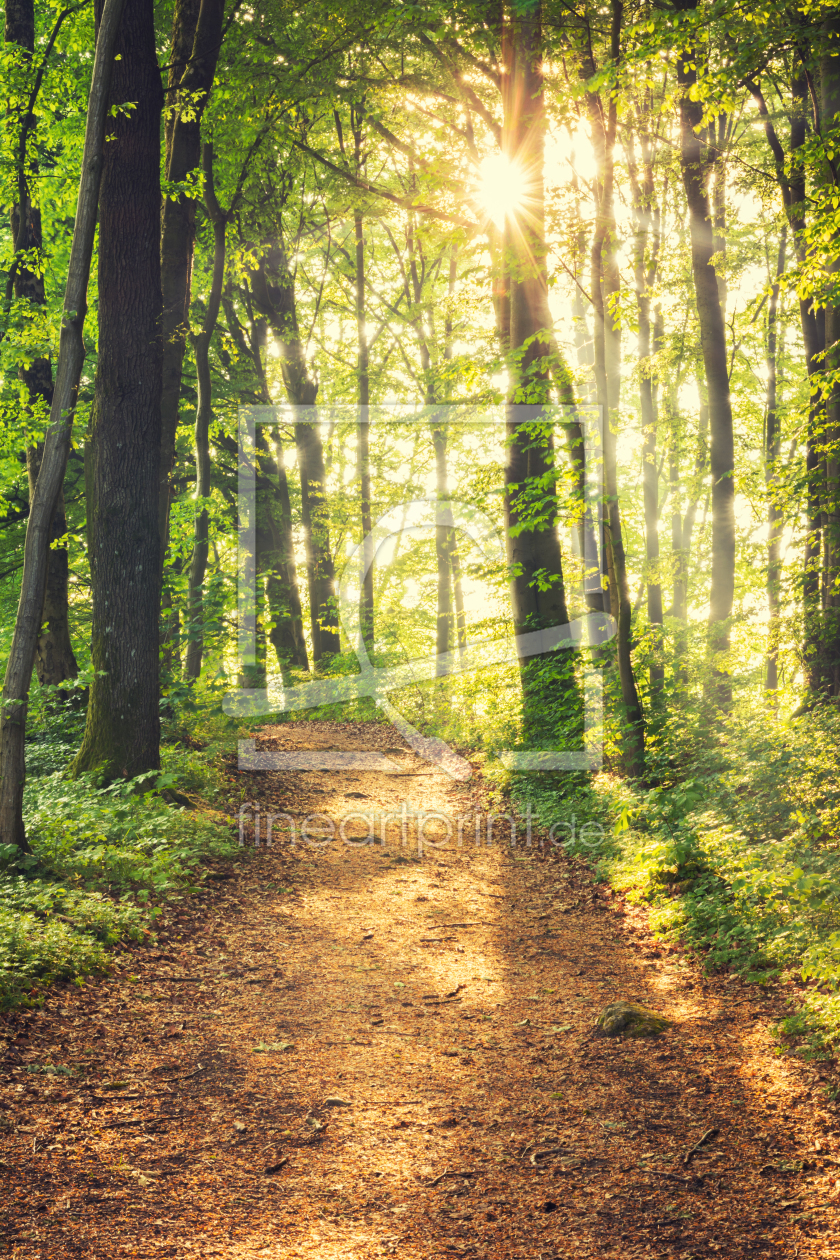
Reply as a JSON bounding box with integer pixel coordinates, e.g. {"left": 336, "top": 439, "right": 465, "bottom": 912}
{"left": 0, "top": 687, "right": 241, "bottom": 1011}
{"left": 514, "top": 699, "right": 840, "bottom": 1058}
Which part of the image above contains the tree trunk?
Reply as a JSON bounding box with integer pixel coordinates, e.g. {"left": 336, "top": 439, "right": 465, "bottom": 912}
{"left": 221, "top": 294, "right": 309, "bottom": 670}
{"left": 6, "top": 0, "right": 78, "bottom": 691}
{"left": 258, "top": 429, "right": 308, "bottom": 674}
{"left": 628, "top": 119, "right": 664, "bottom": 699}
{"left": 249, "top": 245, "right": 340, "bottom": 661}
{"left": 583, "top": 0, "right": 645, "bottom": 774}
{"left": 431, "top": 422, "right": 454, "bottom": 670}
{"left": 765, "top": 229, "right": 786, "bottom": 700}
{"left": 73, "top": 0, "right": 163, "bottom": 780}
{"left": 0, "top": 0, "right": 126, "bottom": 848}
{"left": 501, "top": 1, "right": 580, "bottom": 744}
{"left": 158, "top": 0, "right": 225, "bottom": 560}
{"left": 185, "top": 144, "right": 226, "bottom": 682}
{"left": 26, "top": 451, "right": 78, "bottom": 690}
{"left": 676, "top": 1, "right": 736, "bottom": 707}
{"left": 820, "top": 21, "right": 840, "bottom": 694}
{"left": 355, "top": 206, "right": 374, "bottom": 648}
{"left": 671, "top": 387, "right": 709, "bottom": 626}
{"left": 747, "top": 66, "right": 825, "bottom": 694}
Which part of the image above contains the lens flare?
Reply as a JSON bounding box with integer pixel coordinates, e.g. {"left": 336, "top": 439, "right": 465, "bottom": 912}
{"left": 476, "top": 152, "right": 526, "bottom": 229}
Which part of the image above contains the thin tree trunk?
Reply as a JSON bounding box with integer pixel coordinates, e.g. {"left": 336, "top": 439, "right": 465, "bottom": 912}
{"left": 443, "top": 247, "right": 467, "bottom": 654}
{"left": 73, "top": 0, "right": 163, "bottom": 779}
{"left": 676, "top": 0, "right": 736, "bottom": 707}
{"left": 583, "top": 0, "right": 645, "bottom": 774}
{"left": 765, "top": 229, "right": 787, "bottom": 700}
{"left": 355, "top": 206, "right": 374, "bottom": 649}
{"left": 431, "top": 423, "right": 454, "bottom": 671}
{"left": 184, "top": 144, "right": 226, "bottom": 682}
{"left": 158, "top": 0, "right": 225, "bottom": 560}
{"left": 222, "top": 293, "right": 309, "bottom": 670}
{"left": 748, "top": 68, "right": 825, "bottom": 693}
{"left": 820, "top": 21, "right": 840, "bottom": 694}
{"left": 258, "top": 429, "right": 308, "bottom": 675}
{"left": 628, "top": 117, "right": 664, "bottom": 698}
{"left": 249, "top": 246, "right": 340, "bottom": 660}
{"left": 340, "top": 103, "right": 375, "bottom": 651}
{"left": 6, "top": 0, "right": 78, "bottom": 691}
{"left": 712, "top": 112, "right": 728, "bottom": 310}
{"left": 26, "top": 452, "right": 78, "bottom": 690}
{"left": 0, "top": 0, "right": 125, "bottom": 848}
{"left": 646, "top": 307, "right": 665, "bottom": 694}
{"left": 501, "top": 1, "right": 580, "bottom": 744}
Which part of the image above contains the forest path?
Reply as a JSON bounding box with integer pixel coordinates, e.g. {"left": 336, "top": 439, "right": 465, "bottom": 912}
{"left": 2, "top": 721, "right": 839, "bottom": 1259}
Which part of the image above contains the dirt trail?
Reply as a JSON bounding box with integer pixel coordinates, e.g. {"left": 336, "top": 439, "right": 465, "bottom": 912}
{"left": 2, "top": 721, "right": 840, "bottom": 1259}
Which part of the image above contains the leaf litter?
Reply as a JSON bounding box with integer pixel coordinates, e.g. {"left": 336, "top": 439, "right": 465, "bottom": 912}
{"left": 0, "top": 719, "right": 839, "bottom": 1257}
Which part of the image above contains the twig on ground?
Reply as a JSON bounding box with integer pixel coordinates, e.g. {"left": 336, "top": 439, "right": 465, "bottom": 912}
{"left": 529, "top": 1147, "right": 584, "bottom": 1165}
{"left": 421, "top": 1168, "right": 479, "bottom": 1187}
{"left": 683, "top": 1125, "right": 720, "bottom": 1165}
{"left": 645, "top": 1167, "right": 704, "bottom": 1184}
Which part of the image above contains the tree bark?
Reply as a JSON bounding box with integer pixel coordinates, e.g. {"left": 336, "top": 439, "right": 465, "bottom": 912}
{"left": 222, "top": 293, "right": 309, "bottom": 670}
{"left": 747, "top": 67, "right": 825, "bottom": 693}
{"left": 6, "top": 0, "right": 78, "bottom": 691}
{"left": 501, "top": 1, "right": 580, "bottom": 744}
{"left": 184, "top": 144, "right": 226, "bottom": 681}
{"left": 676, "top": 0, "right": 736, "bottom": 707}
{"left": 158, "top": 0, "right": 226, "bottom": 560}
{"left": 431, "top": 422, "right": 454, "bottom": 670}
{"left": 26, "top": 450, "right": 79, "bottom": 690}
{"left": 355, "top": 205, "right": 374, "bottom": 648}
{"left": 0, "top": 0, "right": 125, "bottom": 848}
{"left": 249, "top": 245, "right": 340, "bottom": 661}
{"left": 627, "top": 118, "right": 664, "bottom": 698}
{"left": 258, "top": 428, "right": 309, "bottom": 674}
{"left": 765, "top": 229, "right": 786, "bottom": 700}
{"left": 583, "top": 0, "right": 645, "bottom": 773}
{"left": 819, "top": 20, "right": 840, "bottom": 694}
{"left": 73, "top": 0, "right": 163, "bottom": 779}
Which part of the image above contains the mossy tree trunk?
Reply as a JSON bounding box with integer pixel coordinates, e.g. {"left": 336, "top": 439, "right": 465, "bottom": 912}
{"left": 73, "top": 0, "right": 163, "bottom": 780}
{"left": 0, "top": 0, "right": 126, "bottom": 848}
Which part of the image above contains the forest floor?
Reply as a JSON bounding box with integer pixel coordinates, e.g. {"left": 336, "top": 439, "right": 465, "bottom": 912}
{"left": 2, "top": 720, "right": 840, "bottom": 1258}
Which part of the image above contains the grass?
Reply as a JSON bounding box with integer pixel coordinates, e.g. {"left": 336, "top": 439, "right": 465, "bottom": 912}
{"left": 0, "top": 685, "right": 242, "bottom": 1011}
{"left": 512, "top": 697, "right": 840, "bottom": 1060}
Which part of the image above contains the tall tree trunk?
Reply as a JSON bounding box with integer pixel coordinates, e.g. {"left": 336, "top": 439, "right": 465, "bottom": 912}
{"left": 676, "top": 0, "right": 736, "bottom": 707}
{"left": 748, "top": 67, "right": 825, "bottom": 694}
{"left": 184, "top": 145, "right": 226, "bottom": 682}
{"left": 0, "top": 0, "right": 125, "bottom": 848}
{"left": 73, "top": 0, "right": 163, "bottom": 779}
{"left": 258, "top": 429, "right": 308, "bottom": 675}
{"left": 431, "top": 422, "right": 454, "bottom": 671}
{"left": 443, "top": 247, "right": 467, "bottom": 654}
{"left": 501, "top": 1, "right": 579, "bottom": 744}
{"left": 820, "top": 20, "right": 840, "bottom": 694}
{"left": 712, "top": 113, "right": 728, "bottom": 310}
{"left": 583, "top": 0, "right": 645, "bottom": 774}
{"left": 628, "top": 118, "right": 664, "bottom": 699}
{"left": 355, "top": 207, "right": 374, "bottom": 649}
{"left": 747, "top": 67, "right": 825, "bottom": 693}
{"left": 339, "top": 103, "right": 375, "bottom": 650}
{"left": 6, "top": 0, "right": 78, "bottom": 690}
{"left": 26, "top": 452, "right": 78, "bottom": 690}
{"left": 765, "top": 229, "right": 787, "bottom": 700}
{"left": 222, "top": 293, "right": 308, "bottom": 670}
{"left": 249, "top": 246, "right": 340, "bottom": 661}
{"left": 158, "top": 0, "right": 225, "bottom": 560}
